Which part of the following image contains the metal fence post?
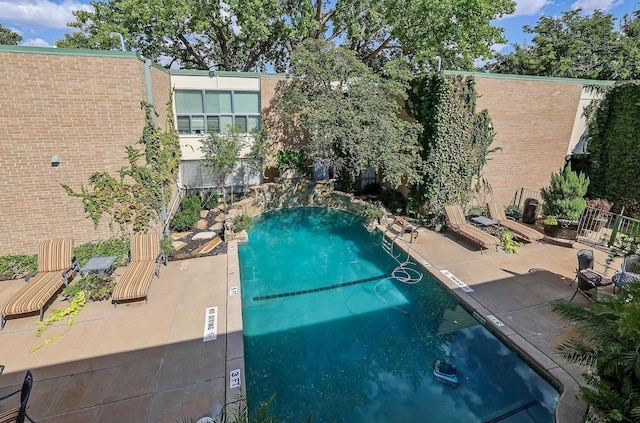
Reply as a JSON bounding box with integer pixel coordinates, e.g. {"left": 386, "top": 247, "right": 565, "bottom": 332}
{"left": 608, "top": 206, "right": 625, "bottom": 247}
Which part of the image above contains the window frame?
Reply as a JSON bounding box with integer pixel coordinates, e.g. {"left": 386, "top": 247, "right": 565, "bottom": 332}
{"left": 175, "top": 90, "right": 261, "bottom": 135}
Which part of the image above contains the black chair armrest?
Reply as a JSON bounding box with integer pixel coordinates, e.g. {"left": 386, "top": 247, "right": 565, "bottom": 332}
{"left": 62, "top": 259, "right": 79, "bottom": 286}
{"left": 24, "top": 269, "right": 38, "bottom": 282}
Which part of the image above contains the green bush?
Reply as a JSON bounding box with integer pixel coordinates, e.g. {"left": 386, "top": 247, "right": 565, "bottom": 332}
{"left": 74, "top": 238, "right": 129, "bottom": 268}
{"left": 379, "top": 188, "right": 407, "bottom": 214}
{"left": 200, "top": 189, "right": 219, "bottom": 210}
{"left": 466, "top": 206, "right": 487, "bottom": 219}
{"left": 232, "top": 214, "right": 252, "bottom": 233}
{"left": 505, "top": 205, "right": 523, "bottom": 220}
{"left": 540, "top": 163, "right": 589, "bottom": 221}
{"left": 62, "top": 275, "right": 116, "bottom": 301}
{"left": 356, "top": 204, "right": 385, "bottom": 224}
{"left": 276, "top": 149, "right": 309, "bottom": 175}
{"left": 170, "top": 195, "right": 201, "bottom": 231}
{"left": 0, "top": 254, "right": 37, "bottom": 279}
{"left": 161, "top": 236, "right": 177, "bottom": 259}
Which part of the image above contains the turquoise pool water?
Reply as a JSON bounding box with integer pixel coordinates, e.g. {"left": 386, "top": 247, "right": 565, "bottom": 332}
{"left": 239, "top": 207, "right": 559, "bottom": 422}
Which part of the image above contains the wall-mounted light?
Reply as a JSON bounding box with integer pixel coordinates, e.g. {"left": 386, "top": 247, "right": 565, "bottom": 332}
{"left": 51, "top": 156, "right": 61, "bottom": 167}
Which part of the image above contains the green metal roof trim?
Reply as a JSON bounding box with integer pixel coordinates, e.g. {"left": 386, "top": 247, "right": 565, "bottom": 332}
{"left": 169, "top": 69, "right": 288, "bottom": 78}
{"left": 443, "top": 70, "right": 617, "bottom": 86}
{"left": 0, "top": 44, "right": 140, "bottom": 58}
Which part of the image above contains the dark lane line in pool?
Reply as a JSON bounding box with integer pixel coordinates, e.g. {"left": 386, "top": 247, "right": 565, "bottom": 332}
{"left": 253, "top": 274, "right": 388, "bottom": 301}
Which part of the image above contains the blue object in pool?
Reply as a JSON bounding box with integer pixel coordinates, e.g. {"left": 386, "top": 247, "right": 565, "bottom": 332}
{"left": 239, "top": 207, "right": 559, "bottom": 423}
{"left": 434, "top": 360, "right": 459, "bottom": 385}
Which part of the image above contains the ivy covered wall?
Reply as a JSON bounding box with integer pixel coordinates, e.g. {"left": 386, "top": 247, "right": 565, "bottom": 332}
{"left": 577, "top": 82, "right": 640, "bottom": 214}
{"left": 406, "top": 73, "right": 496, "bottom": 229}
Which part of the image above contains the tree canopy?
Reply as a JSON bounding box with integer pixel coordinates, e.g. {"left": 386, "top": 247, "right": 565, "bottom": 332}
{"left": 57, "top": 0, "right": 515, "bottom": 72}
{"left": 486, "top": 9, "right": 640, "bottom": 80}
{"left": 270, "top": 39, "right": 423, "bottom": 188}
{"left": 0, "top": 24, "right": 22, "bottom": 45}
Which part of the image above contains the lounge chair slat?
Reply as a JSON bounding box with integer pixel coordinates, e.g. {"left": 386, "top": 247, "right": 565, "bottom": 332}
{"left": 487, "top": 202, "right": 544, "bottom": 242}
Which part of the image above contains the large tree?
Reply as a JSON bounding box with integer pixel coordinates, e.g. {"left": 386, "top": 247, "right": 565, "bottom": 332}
{"left": 57, "top": 0, "right": 515, "bottom": 72}
{"left": 486, "top": 9, "right": 640, "bottom": 81}
{"left": 0, "top": 24, "right": 22, "bottom": 45}
{"left": 271, "top": 39, "right": 423, "bottom": 188}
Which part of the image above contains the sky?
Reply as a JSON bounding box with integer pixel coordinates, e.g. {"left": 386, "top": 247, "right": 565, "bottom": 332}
{"left": 0, "top": 0, "right": 638, "bottom": 53}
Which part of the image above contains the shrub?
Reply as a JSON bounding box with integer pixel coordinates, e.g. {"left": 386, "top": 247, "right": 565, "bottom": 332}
{"left": 200, "top": 189, "right": 219, "bottom": 210}
{"left": 466, "top": 206, "right": 487, "bottom": 219}
{"left": 505, "top": 205, "right": 523, "bottom": 220}
{"left": 161, "top": 236, "right": 177, "bottom": 259}
{"left": 62, "top": 275, "right": 116, "bottom": 302}
{"left": 232, "top": 214, "right": 252, "bottom": 233}
{"left": 0, "top": 254, "right": 37, "bottom": 280}
{"left": 585, "top": 198, "right": 613, "bottom": 212}
{"left": 275, "top": 149, "right": 309, "bottom": 175}
{"left": 74, "top": 238, "right": 129, "bottom": 268}
{"left": 170, "top": 195, "right": 201, "bottom": 231}
{"left": 356, "top": 204, "right": 385, "bottom": 224}
{"left": 540, "top": 163, "right": 589, "bottom": 221}
{"left": 379, "top": 188, "right": 407, "bottom": 214}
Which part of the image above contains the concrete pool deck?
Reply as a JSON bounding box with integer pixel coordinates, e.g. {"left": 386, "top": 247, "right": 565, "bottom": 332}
{"left": 0, "top": 230, "right": 617, "bottom": 422}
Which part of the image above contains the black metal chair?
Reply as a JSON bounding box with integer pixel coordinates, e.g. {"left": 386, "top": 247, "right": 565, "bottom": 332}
{"left": 612, "top": 255, "right": 640, "bottom": 294}
{"left": 0, "top": 370, "right": 36, "bottom": 423}
{"left": 570, "top": 249, "right": 613, "bottom": 301}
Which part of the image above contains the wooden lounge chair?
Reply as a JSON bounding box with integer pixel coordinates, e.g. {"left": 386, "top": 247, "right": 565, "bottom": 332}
{"left": 487, "top": 202, "right": 544, "bottom": 243}
{"left": 112, "top": 233, "right": 165, "bottom": 305}
{"left": 443, "top": 205, "right": 499, "bottom": 253}
{"left": 1, "top": 239, "right": 77, "bottom": 330}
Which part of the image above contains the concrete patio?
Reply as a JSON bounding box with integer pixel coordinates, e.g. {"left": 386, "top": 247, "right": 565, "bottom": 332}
{"left": 0, "top": 228, "right": 619, "bottom": 422}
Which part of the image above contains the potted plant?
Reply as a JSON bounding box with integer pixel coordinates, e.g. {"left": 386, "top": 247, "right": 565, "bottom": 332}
{"left": 540, "top": 164, "right": 589, "bottom": 240}
{"left": 582, "top": 198, "right": 613, "bottom": 233}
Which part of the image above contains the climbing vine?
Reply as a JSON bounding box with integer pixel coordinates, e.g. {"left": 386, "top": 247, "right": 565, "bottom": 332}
{"left": 62, "top": 96, "right": 181, "bottom": 233}
{"left": 574, "top": 82, "right": 640, "bottom": 215}
{"left": 405, "top": 73, "right": 499, "bottom": 229}
{"left": 30, "top": 291, "right": 86, "bottom": 353}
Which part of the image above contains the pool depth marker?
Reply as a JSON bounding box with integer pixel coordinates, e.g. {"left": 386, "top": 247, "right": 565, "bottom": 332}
{"left": 440, "top": 270, "right": 474, "bottom": 292}
{"left": 203, "top": 306, "right": 218, "bottom": 342}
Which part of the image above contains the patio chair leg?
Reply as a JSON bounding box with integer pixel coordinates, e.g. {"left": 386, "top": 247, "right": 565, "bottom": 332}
{"left": 1, "top": 315, "right": 5, "bottom": 330}
{"left": 39, "top": 308, "right": 44, "bottom": 321}
{"left": 569, "top": 290, "right": 577, "bottom": 302}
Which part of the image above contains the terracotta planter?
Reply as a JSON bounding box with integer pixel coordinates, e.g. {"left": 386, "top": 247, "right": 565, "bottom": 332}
{"left": 544, "top": 220, "right": 578, "bottom": 240}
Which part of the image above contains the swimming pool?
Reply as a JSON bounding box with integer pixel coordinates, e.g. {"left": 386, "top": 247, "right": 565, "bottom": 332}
{"left": 239, "top": 207, "right": 559, "bottom": 422}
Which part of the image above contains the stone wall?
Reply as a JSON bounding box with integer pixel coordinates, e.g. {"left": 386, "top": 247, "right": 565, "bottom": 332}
{"left": 224, "top": 179, "right": 372, "bottom": 239}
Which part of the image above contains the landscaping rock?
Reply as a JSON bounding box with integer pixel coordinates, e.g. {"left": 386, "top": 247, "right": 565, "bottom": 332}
{"left": 209, "top": 222, "right": 223, "bottom": 231}
{"left": 171, "top": 232, "right": 191, "bottom": 240}
{"left": 235, "top": 230, "right": 249, "bottom": 243}
{"left": 214, "top": 213, "right": 227, "bottom": 222}
{"left": 173, "top": 241, "right": 188, "bottom": 251}
{"left": 193, "top": 237, "right": 222, "bottom": 255}
{"left": 192, "top": 231, "right": 217, "bottom": 241}
{"left": 200, "top": 210, "right": 209, "bottom": 219}
{"left": 196, "top": 219, "right": 209, "bottom": 230}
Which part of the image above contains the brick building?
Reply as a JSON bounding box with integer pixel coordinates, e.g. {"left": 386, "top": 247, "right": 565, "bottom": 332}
{"left": 0, "top": 46, "right": 612, "bottom": 255}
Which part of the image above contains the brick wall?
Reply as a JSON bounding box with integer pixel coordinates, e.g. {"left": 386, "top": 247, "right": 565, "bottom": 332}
{"left": 0, "top": 50, "right": 170, "bottom": 255}
{"left": 473, "top": 77, "right": 583, "bottom": 207}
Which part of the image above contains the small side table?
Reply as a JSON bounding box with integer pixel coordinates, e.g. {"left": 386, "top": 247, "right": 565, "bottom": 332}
{"left": 80, "top": 255, "right": 118, "bottom": 277}
{"left": 471, "top": 216, "right": 498, "bottom": 227}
